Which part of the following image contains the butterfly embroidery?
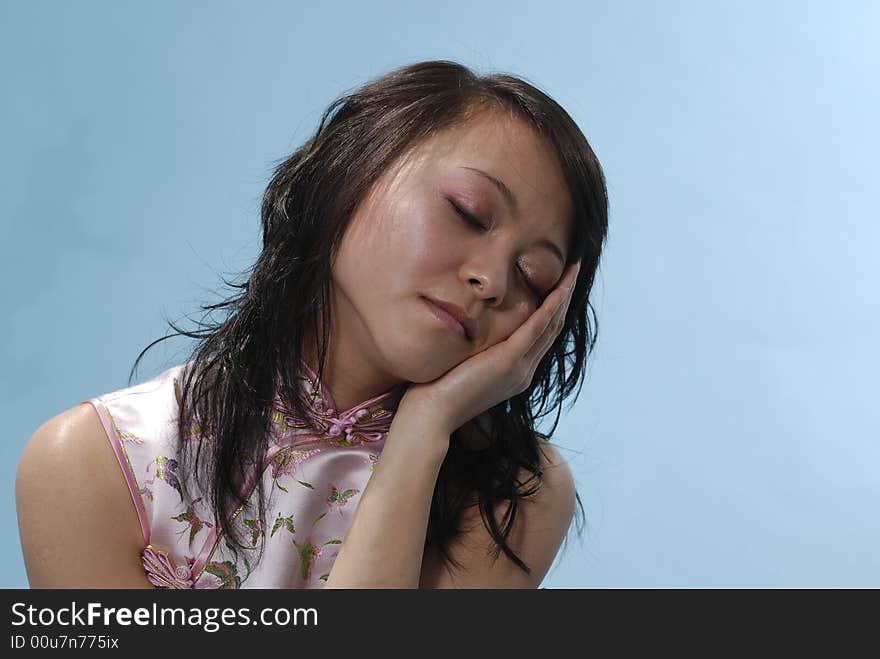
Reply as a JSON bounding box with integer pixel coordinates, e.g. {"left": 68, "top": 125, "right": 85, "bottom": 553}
{"left": 292, "top": 536, "right": 323, "bottom": 582}
{"left": 270, "top": 513, "right": 296, "bottom": 538}
{"left": 202, "top": 559, "right": 241, "bottom": 589}
{"left": 327, "top": 484, "right": 360, "bottom": 516}
{"left": 170, "top": 496, "right": 215, "bottom": 547}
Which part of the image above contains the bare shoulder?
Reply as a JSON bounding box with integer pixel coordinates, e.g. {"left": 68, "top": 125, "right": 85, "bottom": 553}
{"left": 16, "top": 403, "right": 154, "bottom": 588}
{"left": 419, "top": 435, "right": 577, "bottom": 589}
{"left": 512, "top": 438, "right": 577, "bottom": 554}
{"left": 530, "top": 438, "right": 577, "bottom": 520}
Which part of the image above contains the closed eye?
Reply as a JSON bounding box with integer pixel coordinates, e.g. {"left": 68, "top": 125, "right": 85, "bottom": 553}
{"left": 448, "top": 199, "right": 485, "bottom": 230}
{"left": 447, "top": 199, "right": 546, "bottom": 302}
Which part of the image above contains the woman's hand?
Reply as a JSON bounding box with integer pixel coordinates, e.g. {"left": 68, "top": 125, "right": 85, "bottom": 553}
{"left": 397, "top": 260, "right": 581, "bottom": 437}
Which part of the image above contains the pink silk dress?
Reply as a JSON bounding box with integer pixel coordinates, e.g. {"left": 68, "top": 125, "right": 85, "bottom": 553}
{"left": 84, "top": 360, "right": 407, "bottom": 588}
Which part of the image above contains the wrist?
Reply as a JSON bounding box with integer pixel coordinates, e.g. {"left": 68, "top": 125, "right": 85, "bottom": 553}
{"left": 396, "top": 385, "right": 460, "bottom": 437}
{"left": 384, "top": 409, "right": 451, "bottom": 464}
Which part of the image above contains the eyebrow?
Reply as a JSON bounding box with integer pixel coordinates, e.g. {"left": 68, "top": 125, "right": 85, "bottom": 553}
{"left": 461, "top": 166, "right": 567, "bottom": 264}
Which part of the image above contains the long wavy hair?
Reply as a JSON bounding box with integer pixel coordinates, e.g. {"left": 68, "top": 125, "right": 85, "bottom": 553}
{"left": 130, "top": 60, "right": 608, "bottom": 578}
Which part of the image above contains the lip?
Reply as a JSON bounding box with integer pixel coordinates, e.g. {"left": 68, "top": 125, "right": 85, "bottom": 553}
{"left": 422, "top": 297, "right": 475, "bottom": 342}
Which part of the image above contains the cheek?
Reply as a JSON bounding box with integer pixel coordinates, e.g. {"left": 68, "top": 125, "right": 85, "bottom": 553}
{"left": 482, "top": 307, "right": 533, "bottom": 348}
{"left": 405, "top": 211, "right": 457, "bottom": 267}
{"left": 336, "top": 208, "right": 411, "bottom": 279}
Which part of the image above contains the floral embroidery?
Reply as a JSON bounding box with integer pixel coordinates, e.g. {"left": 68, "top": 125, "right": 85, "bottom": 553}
{"left": 150, "top": 455, "right": 182, "bottom": 500}
{"left": 271, "top": 447, "right": 322, "bottom": 492}
{"left": 174, "top": 378, "right": 218, "bottom": 443}
{"left": 180, "top": 421, "right": 214, "bottom": 444}
{"left": 301, "top": 404, "right": 392, "bottom": 446}
{"left": 99, "top": 360, "right": 402, "bottom": 589}
{"left": 118, "top": 429, "right": 143, "bottom": 445}
{"left": 268, "top": 408, "right": 310, "bottom": 443}
{"left": 198, "top": 539, "right": 252, "bottom": 589}
{"left": 141, "top": 545, "right": 194, "bottom": 589}
{"left": 202, "top": 560, "right": 241, "bottom": 589}
{"left": 270, "top": 361, "right": 401, "bottom": 446}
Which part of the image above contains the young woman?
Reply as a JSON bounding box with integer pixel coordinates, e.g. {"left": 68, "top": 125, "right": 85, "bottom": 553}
{"left": 16, "top": 60, "right": 608, "bottom": 588}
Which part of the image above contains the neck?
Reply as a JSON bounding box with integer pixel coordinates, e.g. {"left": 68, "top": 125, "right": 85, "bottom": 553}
{"left": 300, "top": 322, "right": 405, "bottom": 415}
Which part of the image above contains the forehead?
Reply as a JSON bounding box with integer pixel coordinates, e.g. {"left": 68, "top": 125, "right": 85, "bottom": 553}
{"left": 404, "top": 109, "right": 574, "bottom": 244}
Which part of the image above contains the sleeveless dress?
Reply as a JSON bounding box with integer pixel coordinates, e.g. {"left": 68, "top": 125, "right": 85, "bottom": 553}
{"left": 83, "top": 360, "right": 407, "bottom": 589}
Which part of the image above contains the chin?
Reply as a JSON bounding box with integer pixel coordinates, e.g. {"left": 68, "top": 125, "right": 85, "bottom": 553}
{"left": 387, "top": 354, "right": 452, "bottom": 384}
{"left": 380, "top": 334, "right": 465, "bottom": 383}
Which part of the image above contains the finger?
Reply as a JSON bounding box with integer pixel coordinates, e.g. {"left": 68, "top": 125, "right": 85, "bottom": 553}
{"left": 523, "top": 261, "right": 580, "bottom": 362}
{"left": 506, "top": 261, "right": 579, "bottom": 360}
{"left": 524, "top": 285, "right": 572, "bottom": 361}
{"left": 536, "top": 261, "right": 579, "bottom": 339}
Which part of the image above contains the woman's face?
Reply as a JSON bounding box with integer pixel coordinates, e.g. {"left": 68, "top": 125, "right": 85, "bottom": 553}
{"left": 328, "top": 108, "right": 574, "bottom": 385}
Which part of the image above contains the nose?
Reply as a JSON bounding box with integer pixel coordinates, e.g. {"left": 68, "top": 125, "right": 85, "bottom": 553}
{"left": 465, "top": 254, "right": 511, "bottom": 305}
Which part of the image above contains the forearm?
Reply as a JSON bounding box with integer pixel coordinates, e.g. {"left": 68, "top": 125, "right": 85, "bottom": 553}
{"left": 324, "top": 415, "right": 449, "bottom": 588}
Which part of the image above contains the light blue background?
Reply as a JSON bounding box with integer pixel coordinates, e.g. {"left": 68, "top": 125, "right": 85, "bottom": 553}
{"left": 2, "top": 0, "right": 877, "bottom": 588}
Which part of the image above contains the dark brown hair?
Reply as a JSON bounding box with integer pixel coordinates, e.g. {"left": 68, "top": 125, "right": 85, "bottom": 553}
{"left": 132, "top": 59, "right": 608, "bottom": 579}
